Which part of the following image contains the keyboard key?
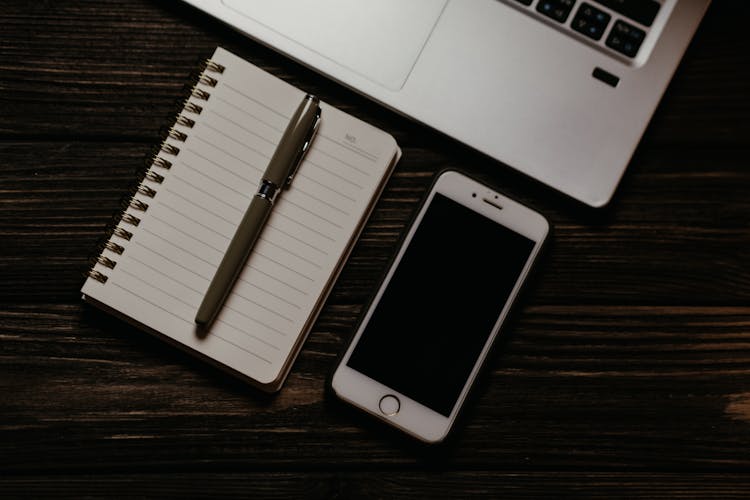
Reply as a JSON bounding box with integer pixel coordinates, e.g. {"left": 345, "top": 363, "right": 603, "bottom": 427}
{"left": 572, "top": 3, "right": 611, "bottom": 41}
{"left": 606, "top": 19, "right": 646, "bottom": 57}
{"left": 595, "top": 0, "right": 660, "bottom": 27}
{"left": 536, "top": 0, "right": 575, "bottom": 23}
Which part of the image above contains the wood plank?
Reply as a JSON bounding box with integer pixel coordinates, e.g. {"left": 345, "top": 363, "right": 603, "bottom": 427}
{"left": 2, "top": 304, "right": 749, "bottom": 471}
{"left": 2, "top": 472, "right": 750, "bottom": 499}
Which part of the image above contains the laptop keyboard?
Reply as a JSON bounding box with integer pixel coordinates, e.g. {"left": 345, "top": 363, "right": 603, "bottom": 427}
{"left": 506, "top": 0, "right": 660, "bottom": 59}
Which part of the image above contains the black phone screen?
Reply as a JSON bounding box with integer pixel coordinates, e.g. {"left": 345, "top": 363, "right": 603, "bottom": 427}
{"left": 346, "top": 193, "right": 535, "bottom": 417}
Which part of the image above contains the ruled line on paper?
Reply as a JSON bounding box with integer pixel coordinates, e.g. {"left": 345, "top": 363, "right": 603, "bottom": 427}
{"left": 128, "top": 245, "right": 292, "bottom": 338}
{"left": 312, "top": 146, "right": 373, "bottom": 177}
{"left": 216, "top": 317, "right": 282, "bottom": 350}
{"left": 164, "top": 175, "right": 244, "bottom": 217}
{"left": 224, "top": 290, "right": 294, "bottom": 324}
{"left": 157, "top": 201, "right": 326, "bottom": 272}
{"left": 302, "top": 158, "right": 365, "bottom": 190}
{"left": 128, "top": 236, "right": 295, "bottom": 325}
{"left": 109, "top": 282, "right": 185, "bottom": 322}
{"left": 160, "top": 200, "right": 230, "bottom": 242}
{"left": 169, "top": 169, "right": 346, "bottom": 236}
{"left": 272, "top": 211, "right": 335, "bottom": 243}
{"left": 181, "top": 159, "right": 352, "bottom": 219}
{"left": 220, "top": 306, "right": 288, "bottom": 339}
{"left": 200, "top": 119, "right": 368, "bottom": 191}
{"left": 190, "top": 136, "right": 365, "bottom": 191}
{"left": 145, "top": 213, "right": 318, "bottom": 284}
{"left": 222, "top": 83, "right": 288, "bottom": 122}
{"left": 242, "top": 278, "right": 303, "bottom": 310}
{"left": 119, "top": 267, "right": 196, "bottom": 309}
{"left": 202, "top": 121, "right": 271, "bottom": 163}
{"left": 282, "top": 198, "right": 343, "bottom": 230}
{"left": 207, "top": 331, "right": 273, "bottom": 363}
{"left": 119, "top": 264, "right": 288, "bottom": 347}
{"left": 250, "top": 250, "right": 316, "bottom": 282}
{"left": 164, "top": 186, "right": 238, "bottom": 226}
{"left": 110, "top": 281, "right": 273, "bottom": 365}
{"left": 296, "top": 171, "right": 358, "bottom": 203}
{"left": 216, "top": 94, "right": 284, "bottom": 134}
{"left": 246, "top": 263, "right": 311, "bottom": 295}
{"left": 133, "top": 236, "right": 307, "bottom": 320}
{"left": 191, "top": 135, "right": 363, "bottom": 201}
{"left": 291, "top": 186, "right": 351, "bottom": 216}
{"left": 187, "top": 144, "right": 254, "bottom": 183}
{"left": 142, "top": 222, "right": 223, "bottom": 264}
{"left": 264, "top": 222, "right": 329, "bottom": 256}
{"left": 209, "top": 109, "right": 277, "bottom": 148}
{"left": 210, "top": 108, "right": 374, "bottom": 178}
{"left": 161, "top": 182, "right": 330, "bottom": 257}
{"left": 141, "top": 217, "right": 320, "bottom": 307}
{"left": 180, "top": 161, "right": 254, "bottom": 204}
{"left": 317, "top": 134, "right": 378, "bottom": 163}
{"left": 260, "top": 238, "right": 322, "bottom": 270}
{"left": 129, "top": 254, "right": 204, "bottom": 295}
{"left": 158, "top": 182, "right": 234, "bottom": 219}
{"left": 221, "top": 83, "right": 379, "bottom": 162}
{"left": 248, "top": 265, "right": 309, "bottom": 296}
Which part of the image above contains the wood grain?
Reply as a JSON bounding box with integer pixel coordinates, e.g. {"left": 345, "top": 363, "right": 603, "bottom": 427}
{"left": 3, "top": 473, "right": 750, "bottom": 499}
{"left": 0, "top": 0, "right": 749, "bottom": 497}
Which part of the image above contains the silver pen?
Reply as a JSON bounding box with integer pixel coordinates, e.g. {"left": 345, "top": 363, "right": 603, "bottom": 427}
{"left": 195, "top": 94, "right": 322, "bottom": 328}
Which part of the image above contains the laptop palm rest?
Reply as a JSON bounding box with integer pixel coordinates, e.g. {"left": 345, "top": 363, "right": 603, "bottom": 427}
{"left": 220, "top": 0, "right": 448, "bottom": 90}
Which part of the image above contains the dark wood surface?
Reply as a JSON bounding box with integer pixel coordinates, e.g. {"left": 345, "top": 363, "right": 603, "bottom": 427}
{"left": 2, "top": 1, "right": 749, "bottom": 497}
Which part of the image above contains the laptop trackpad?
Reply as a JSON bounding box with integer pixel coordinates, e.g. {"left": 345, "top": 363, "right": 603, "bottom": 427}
{"left": 221, "top": 0, "right": 448, "bottom": 90}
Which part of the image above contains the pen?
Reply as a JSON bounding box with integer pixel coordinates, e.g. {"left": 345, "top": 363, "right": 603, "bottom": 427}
{"left": 195, "top": 94, "right": 322, "bottom": 328}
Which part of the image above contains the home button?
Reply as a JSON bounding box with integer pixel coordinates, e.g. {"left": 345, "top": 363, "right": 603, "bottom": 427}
{"left": 379, "top": 395, "right": 400, "bottom": 416}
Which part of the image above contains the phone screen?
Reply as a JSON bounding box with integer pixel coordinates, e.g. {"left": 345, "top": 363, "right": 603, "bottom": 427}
{"left": 346, "top": 193, "right": 536, "bottom": 417}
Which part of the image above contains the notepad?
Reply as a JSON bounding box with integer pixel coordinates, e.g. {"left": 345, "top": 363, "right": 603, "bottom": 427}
{"left": 81, "top": 46, "right": 401, "bottom": 392}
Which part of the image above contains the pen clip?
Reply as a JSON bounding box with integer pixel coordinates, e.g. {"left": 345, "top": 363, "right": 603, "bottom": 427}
{"left": 286, "top": 108, "right": 322, "bottom": 187}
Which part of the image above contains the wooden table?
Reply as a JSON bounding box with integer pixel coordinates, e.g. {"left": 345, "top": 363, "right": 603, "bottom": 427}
{"left": 2, "top": 1, "right": 749, "bottom": 497}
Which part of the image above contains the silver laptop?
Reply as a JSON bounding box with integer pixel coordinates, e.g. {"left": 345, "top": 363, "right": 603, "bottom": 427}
{"left": 180, "top": 0, "right": 710, "bottom": 207}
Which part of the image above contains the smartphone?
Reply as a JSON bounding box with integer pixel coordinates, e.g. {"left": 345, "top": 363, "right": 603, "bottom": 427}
{"left": 330, "top": 169, "right": 549, "bottom": 443}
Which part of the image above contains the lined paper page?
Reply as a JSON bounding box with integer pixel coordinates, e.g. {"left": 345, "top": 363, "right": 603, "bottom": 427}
{"left": 82, "top": 47, "right": 399, "bottom": 389}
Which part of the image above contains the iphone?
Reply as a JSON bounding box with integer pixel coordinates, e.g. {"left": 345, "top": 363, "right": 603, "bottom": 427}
{"left": 330, "top": 170, "right": 549, "bottom": 443}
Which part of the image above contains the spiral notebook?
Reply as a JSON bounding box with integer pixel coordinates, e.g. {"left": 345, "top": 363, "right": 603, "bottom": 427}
{"left": 81, "top": 46, "right": 401, "bottom": 392}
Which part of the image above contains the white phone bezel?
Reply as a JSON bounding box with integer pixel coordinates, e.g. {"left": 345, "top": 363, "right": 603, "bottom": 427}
{"left": 330, "top": 170, "right": 549, "bottom": 443}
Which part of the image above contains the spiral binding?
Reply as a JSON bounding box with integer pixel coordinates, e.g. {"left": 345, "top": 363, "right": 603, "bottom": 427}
{"left": 85, "top": 56, "right": 226, "bottom": 284}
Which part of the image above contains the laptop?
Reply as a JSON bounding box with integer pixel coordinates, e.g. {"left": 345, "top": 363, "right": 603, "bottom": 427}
{"left": 180, "top": 0, "right": 710, "bottom": 208}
